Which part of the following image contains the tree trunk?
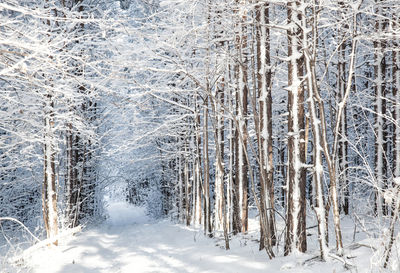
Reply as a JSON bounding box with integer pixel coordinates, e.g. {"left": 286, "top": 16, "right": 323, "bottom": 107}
{"left": 235, "top": 0, "right": 249, "bottom": 234}
{"left": 193, "top": 101, "right": 202, "bottom": 226}
{"left": 213, "top": 80, "right": 225, "bottom": 231}
{"left": 337, "top": 3, "right": 350, "bottom": 214}
{"left": 284, "top": 0, "right": 307, "bottom": 255}
{"left": 256, "top": 1, "right": 276, "bottom": 250}
{"left": 203, "top": 97, "right": 212, "bottom": 235}
{"left": 374, "top": 1, "right": 388, "bottom": 218}
{"left": 303, "top": 2, "right": 329, "bottom": 257}
{"left": 43, "top": 95, "right": 59, "bottom": 245}
{"left": 394, "top": 30, "right": 400, "bottom": 180}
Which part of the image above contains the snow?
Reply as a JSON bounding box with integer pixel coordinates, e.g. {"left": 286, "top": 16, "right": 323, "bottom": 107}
{"left": 26, "top": 202, "right": 295, "bottom": 273}
{"left": 3, "top": 202, "right": 384, "bottom": 273}
{"left": 106, "top": 202, "right": 149, "bottom": 226}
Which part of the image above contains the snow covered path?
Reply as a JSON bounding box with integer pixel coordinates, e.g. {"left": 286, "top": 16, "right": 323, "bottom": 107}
{"left": 27, "top": 203, "right": 279, "bottom": 273}
{"left": 25, "top": 202, "right": 367, "bottom": 273}
{"left": 32, "top": 224, "right": 270, "bottom": 273}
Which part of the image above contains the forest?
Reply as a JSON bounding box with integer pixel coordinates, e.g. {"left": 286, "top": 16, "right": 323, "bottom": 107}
{"left": 1, "top": 0, "right": 400, "bottom": 272}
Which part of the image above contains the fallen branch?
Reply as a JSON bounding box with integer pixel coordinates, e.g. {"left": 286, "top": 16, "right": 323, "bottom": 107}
{"left": 0, "top": 217, "right": 40, "bottom": 243}
{"left": 346, "top": 242, "right": 377, "bottom": 252}
{"left": 302, "top": 255, "right": 324, "bottom": 266}
{"left": 328, "top": 253, "right": 356, "bottom": 270}
{"left": 9, "top": 226, "right": 82, "bottom": 264}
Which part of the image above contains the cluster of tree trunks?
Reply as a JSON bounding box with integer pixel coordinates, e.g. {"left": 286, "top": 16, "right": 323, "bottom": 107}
{"left": 41, "top": 0, "right": 98, "bottom": 242}
{"left": 154, "top": 0, "right": 389, "bottom": 261}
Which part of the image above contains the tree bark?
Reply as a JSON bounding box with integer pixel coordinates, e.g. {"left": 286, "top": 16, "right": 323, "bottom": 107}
{"left": 255, "top": 1, "right": 276, "bottom": 250}
{"left": 284, "top": 0, "right": 307, "bottom": 255}
{"left": 43, "top": 95, "right": 59, "bottom": 245}
{"left": 235, "top": 0, "right": 249, "bottom": 234}
{"left": 374, "top": 0, "right": 388, "bottom": 218}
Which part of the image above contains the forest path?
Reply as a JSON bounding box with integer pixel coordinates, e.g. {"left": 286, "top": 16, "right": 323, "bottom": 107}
{"left": 24, "top": 202, "right": 370, "bottom": 273}
{"left": 27, "top": 202, "right": 287, "bottom": 273}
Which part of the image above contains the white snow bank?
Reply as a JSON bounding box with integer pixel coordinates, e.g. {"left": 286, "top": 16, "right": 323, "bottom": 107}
{"left": 106, "top": 202, "right": 149, "bottom": 226}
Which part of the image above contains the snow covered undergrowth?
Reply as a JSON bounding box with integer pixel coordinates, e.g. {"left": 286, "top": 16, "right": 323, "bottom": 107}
{"left": 6, "top": 203, "right": 387, "bottom": 273}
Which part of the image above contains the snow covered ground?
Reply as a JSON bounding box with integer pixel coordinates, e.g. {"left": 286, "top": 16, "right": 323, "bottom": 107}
{"left": 3, "top": 202, "right": 385, "bottom": 273}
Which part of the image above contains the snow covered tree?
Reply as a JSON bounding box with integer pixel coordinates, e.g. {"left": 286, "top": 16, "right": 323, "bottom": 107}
{"left": 284, "top": 0, "right": 307, "bottom": 255}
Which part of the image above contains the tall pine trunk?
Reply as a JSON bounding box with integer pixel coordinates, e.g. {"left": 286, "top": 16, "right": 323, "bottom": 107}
{"left": 285, "top": 0, "right": 307, "bottom": 255}
{"left": 256, "top": 2, "right": 276, "bottom": 250}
